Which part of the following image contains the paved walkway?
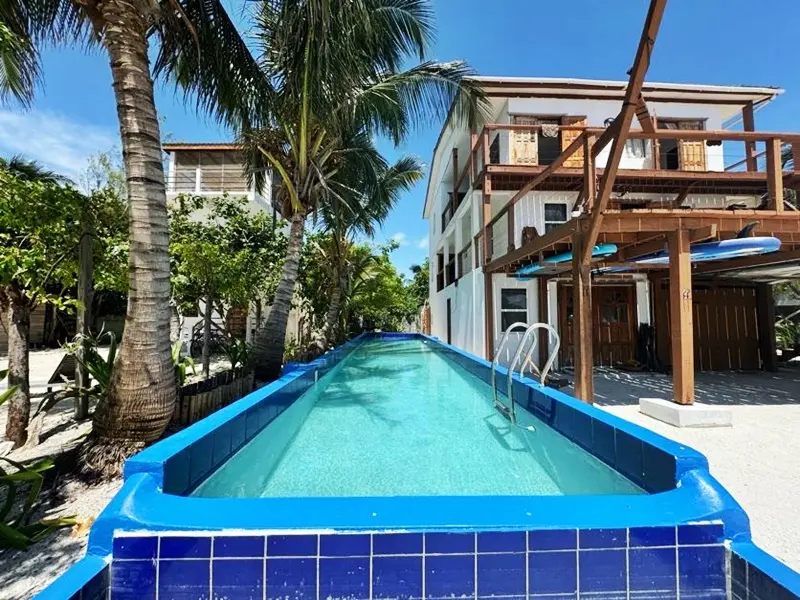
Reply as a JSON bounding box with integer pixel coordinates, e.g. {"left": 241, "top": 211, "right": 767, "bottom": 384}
{"left": 566, "top": 367, "right": 800, "bottom": 571}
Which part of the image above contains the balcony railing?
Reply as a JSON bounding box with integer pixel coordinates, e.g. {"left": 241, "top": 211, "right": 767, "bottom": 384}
{"left": 169, "top": 166, "right": 250, "bottom": 193}
{"left": 457, "top": 242, "right": 472, "bottom": 279}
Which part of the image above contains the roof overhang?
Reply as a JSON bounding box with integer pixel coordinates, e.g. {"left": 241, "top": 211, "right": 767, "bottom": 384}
{"left": 162, "top": 143, "right": 240, "bottom": 152}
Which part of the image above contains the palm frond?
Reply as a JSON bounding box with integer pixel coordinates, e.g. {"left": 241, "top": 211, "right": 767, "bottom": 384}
{"left": 0, "top": 154, "right": 70, "bottom": 183}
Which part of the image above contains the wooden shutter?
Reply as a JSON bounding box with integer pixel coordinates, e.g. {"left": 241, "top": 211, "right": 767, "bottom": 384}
{"left": 678, "top": 120, "right": 706, "bottom": 171}
{"left": 561, "top": 116, "right": 587, "bottom": 168}
{"left": 512, "top": 116, "right": 538, "bottom": 165}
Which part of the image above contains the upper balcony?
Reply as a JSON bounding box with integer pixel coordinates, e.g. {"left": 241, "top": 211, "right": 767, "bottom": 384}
{"left": 165, "top": 146, "right": 251, "bottom": 196}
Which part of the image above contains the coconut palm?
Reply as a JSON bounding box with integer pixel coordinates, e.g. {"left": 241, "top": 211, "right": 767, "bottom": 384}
{"left": 0, "top": 0, "right": 266, "bottom": 465}
{"left": 312, "top": 154, "right": 423, "bottom": 350}
{"left": 241, "top": 0, "right": 487, "bottom": 381}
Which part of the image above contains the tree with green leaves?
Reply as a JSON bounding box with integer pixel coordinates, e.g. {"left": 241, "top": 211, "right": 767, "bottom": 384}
{"left": 312, "top": 155, "right": 423, "bottom": 349}
{"left": 237, "top": 0, "right": 487, "bottom": 381}
{"left": 407, "top": 259, "right": 430, "bottom": 310}
{"left": 0, "top": 164, "right": 86, "bottom": 446}
{"left": 170, "top": 194, "right": 287, "bottom": 376}
{"left": 1, "top": 0, "right": 267, "bottom": 468}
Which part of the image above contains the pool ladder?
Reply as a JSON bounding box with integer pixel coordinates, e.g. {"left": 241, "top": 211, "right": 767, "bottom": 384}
{"left": 491, "top": 323, "right": 561, "bottom": 424}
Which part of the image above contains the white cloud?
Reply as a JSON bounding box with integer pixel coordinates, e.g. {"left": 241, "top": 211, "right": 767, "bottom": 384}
{"left": 0, "top": 110, "right": 116, "bottom": 180}
{"left": 390, "top": 232, "right": 409, "bottom": 246}
{"left": 417, "top": 237, "right": 429, "bottom": 250}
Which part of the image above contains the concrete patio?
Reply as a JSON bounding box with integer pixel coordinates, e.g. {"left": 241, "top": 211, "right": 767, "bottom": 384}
{"left": 566, "top": 366, "right": 800, "bottom": 571}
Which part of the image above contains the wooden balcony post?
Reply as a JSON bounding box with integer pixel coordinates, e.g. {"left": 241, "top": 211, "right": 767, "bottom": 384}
{"left": 507, "top": 205, "right": 516, "bottom": 252}
{"left": 766, "top": 137, "right": 784, "bottom": 212}
{"left": 572, "top": 231, "right": 594, "bottom": 404}
{"left": 470, "top": 132, "right": 478, "bottom": 183}
{"left": 482, "top": 195, "right": 492, "bottom": 265}
{"left": 743, "top": 101, "right": 758, "bottom": 172}
{"left": 757, "top": 283, "right": 777, "bottom": 372}
{"left": 668, "top": 228, "right": 694, "bottom": 405}
{"left": 793, "top": 143, "right": 800, "bottom": 173}
{"left": 484, "top": 272, "right": 495, "bottom": 360}
{"left": 583, "top": 134, "right": 596, "bottom": 212}
{"left": 483, "top": 129, "right": 491, "bottom": 170}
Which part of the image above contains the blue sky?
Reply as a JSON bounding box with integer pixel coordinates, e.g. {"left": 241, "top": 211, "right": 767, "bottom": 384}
{"left": 2, "top": 0, "right": 799, "bottom": 277}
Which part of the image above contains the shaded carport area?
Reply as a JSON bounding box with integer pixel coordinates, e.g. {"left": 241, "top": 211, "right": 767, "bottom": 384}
{"left": 566, "top": 365, "right": 800, "bottom": 572}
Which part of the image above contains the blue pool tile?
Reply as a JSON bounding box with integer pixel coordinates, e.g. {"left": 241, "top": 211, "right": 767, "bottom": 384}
{"left": 160, "top": 536, "right": 211, "bottom": 559}
{"left": 529, "top": 551, "right": 576, "bottom": 595}
{"left": 113, "top": 536, "right": 157, "bottom": 560}
{"left": 579, "top": 528, "right": 626, "bottom": 549}
{"left": 189, "top": 435, "right": 214, "bottom": 488}
{"left": 320, "top": 533, "right": 370, "bottom": 557}
{"left": 110, "top": 560, "right": 156, "bottom": 600}
{"left": 245, "top": 407, "right": 260, "bottom": 441}
{"left": 319, "top": 557, "right": 369, "bottom": 600}
{"left": 730, "top": 552, "right": 747, "bottom": 600}
{"left": 572, "top": 410, "right": 592, "bottom": 450}
{"left": 579, "top": 549, "right": 626, "bottom": 593}
{"left": 477, "top": 553, "right": 526, "bottom": 597}
{"left": 211, "top": 424, "right": 232, "bottom": 468}
{"left": 373, "top": 533, "right": 423, "bottom": 555}
{"left": 528, "top": 529, "right": 577, "bottom": 551}
{"left": 164, "top": 448, "right": 191, "bottom": 495}
{"left": 552, "top": 404, "right": 575, "bottom": 439}
{"left": 425, "top": 532, "right": 474, "bottom": 554}
{"left": 529, "top": 596, "right": 575, "bottom": 600}
{"left": 642, "top": 443, "right": 676, "bottom": 493}
{"left": 214, "top": 536, "right": 265, "bottom": 558}
{"left": 748, "top": 562, "right": 796, "bottom": 600}
{"left": 629, "top": 526, "right": 676, "bottom": 548}
{"left": 629, "top": 547, "right": 677, "bottom": 593}
{"left": 81, "top": 566, "right": 109, "bottom": 600}
{"left": 373, "top": 556, "right": 422, "bottom": 599}
{"left": 678, "top": 545, "right": 726, "bottom": 596}
{"left": 425, "top": 554, "right": 475, "bottom": 599}
{"left": 678, "top": 523, "right": 724, "bottom": 546}
{"left": 615, "top": 431, "right": 644, "bottom": 485}
{"left": 158, "top": 559, "right": 210, "bottom": 600}
{"left": 212, "top": 558, "right": 263, "bottom": 600}
{"left": 477, "top": 531, "right": 526, "bottom": 553}
{"left": 230, "top": 414, "right": 246, "bottom": 451}
{"left": 592, "top": 420, "right": 616, "bottom": 465}
{"left": 266, "top": 558, "right": 316, "bottom": 600}
{"left": 267, "top": 534, "right": 317, "bottom": 557}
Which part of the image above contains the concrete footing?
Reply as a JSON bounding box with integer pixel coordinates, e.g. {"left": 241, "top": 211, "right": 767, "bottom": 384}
{"left": 639, "top": 397, "right": 733, "bottom": 428}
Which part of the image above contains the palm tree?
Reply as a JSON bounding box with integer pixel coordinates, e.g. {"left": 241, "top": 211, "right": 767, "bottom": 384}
{"left": 0, "top": 155, "right": 70, "bottom": 183}
{"left": 312, "top": 154, "right": 423, "bottom": 350}
{"left": 241, "top": 0, "right": 487, "bottom": 381}
{"left": 0, "top": 1, "right": 266, "bottom": 466}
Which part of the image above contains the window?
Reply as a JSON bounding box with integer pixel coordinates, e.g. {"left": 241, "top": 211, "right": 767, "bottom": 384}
{"left": 543, "top": 203, "right": 568, "bottom": 233}
{"left": 500, "top": 289, "right": 527, "bottom": 332}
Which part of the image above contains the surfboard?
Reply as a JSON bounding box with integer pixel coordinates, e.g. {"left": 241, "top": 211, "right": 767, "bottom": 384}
{"left": 633, "top": 236, "right": 781, "bottom": 265}
{"left": 515, "top": 243, "right": 618, "bottom": 280}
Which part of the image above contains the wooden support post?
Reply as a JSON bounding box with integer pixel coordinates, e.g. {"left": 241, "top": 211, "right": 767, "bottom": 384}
{"left": 766, "top": 137, "right": 784, "bottom": 212}
{"left": 757, "top": 283, "right": 777, "bottom": 372}
{"left": 75, "top": 216, "right": 93, "bottom": 420}
{"left": 470, "top": 132, "right": 478, "bottom": 183}
{"left": 793, "top": 143, "right": 800, "bottom": 173}
{"left": 743, "top": 101, "right": 758, "bottom": 172}
{"left": 583, "top": 135, "right": 596, "bottom": 213}
{"left": 538, "top": 277, "right": 549, "bottom": 369}
{"left": 668, "top": 229, "right": 694, "bottom": 405}
{"left": 507, "top": 205, "right": 516, "bottom": 252}
{"left": 484, "top": 272, "right": 495, "bottom": 360}
{"left": 482, "top": 196, "right": 492, "bottom": 265}
{"left": 572, "top": 231, "right": 594, "bottom": 404}
{"left": 483, "top": 129, "right": 491, "bottom": 170}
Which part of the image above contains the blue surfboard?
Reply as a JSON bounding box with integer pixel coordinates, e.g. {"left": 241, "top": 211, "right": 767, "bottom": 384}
{"left": 634, "top": 236, "right": 781, "bottom": 265}
{"left": 515, "top": 243, "right": 618, "bottom": 280}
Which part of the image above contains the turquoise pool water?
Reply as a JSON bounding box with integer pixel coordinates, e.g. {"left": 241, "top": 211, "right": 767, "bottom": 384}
{"left": 193, "top": 339, "right": 643, "bottom": 498}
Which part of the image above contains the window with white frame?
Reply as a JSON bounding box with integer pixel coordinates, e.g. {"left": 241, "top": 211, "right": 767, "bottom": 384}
{"left": 543, "top": 203, "right": 568, "bottom": 234}
{"left": 500, "top": 289, "right": 527, "bottom": 332}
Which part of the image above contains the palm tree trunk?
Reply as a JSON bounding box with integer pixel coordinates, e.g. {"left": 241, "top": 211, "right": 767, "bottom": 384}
{"left": 3, "top": 285, "right": 31, "bottom": 447}
{"left": 313, "top": 276, "right": 343, "bottom": 351}
{"left": 202, "top": 294, "right": 212, "bottom": 378}
{"left": 250, "top": 211, "right": 305, "bottom": 381}
{"left": 91, "top": 0, "right": 176, "bottom": 453}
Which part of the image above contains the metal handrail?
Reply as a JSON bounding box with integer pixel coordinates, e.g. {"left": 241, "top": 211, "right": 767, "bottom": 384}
{"left": 491, "top": 322, "right": 529, "bottom": 418}
{"left": 519, "top": 323, "right": 561, "bottom": 385}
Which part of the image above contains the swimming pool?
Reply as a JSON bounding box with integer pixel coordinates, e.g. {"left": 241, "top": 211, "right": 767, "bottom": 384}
{"left": 194, "top": 338, "right": 641, "bottom": 498}
{"left": 37, "top": 333, "right": 800, "bottom": 600}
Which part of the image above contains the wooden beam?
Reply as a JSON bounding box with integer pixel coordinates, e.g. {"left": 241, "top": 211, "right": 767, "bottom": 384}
{"left": 508, "top": 133, "right": 586, "bottom": 206}
{"left": 485, "top": 219, "right": 578, "bottom": 273}
{"left": 756, "top": 283, "right": 777, "bottom": 372}
{"left": 618, "top": 224, "right": 717, "bottom": 260}
{"left": 469, "top": 132, "right": 478, "bottom": 182}
{"left": 589, "top": 127, "right": 800, "bottom": 144}
{"left": 484, "top": 272, "right": 495, "bottom": 360}
{"left": 572, "top": 231, "right": 594, "bottom": 403}
{"left": 583, "top": 134, "right": 596, "bottom": 212}
{"left": 482, "top": 197, "right": 492, "bottom": 265}
{"left": 635, "top": 94, "right": 656, "bottom": 133}
{"left": 537, "top": 277, "right": 549, "bottom": 368}
{"left": 507, "top": 204, "right": 516, "bottom": 252}
{"left": 582, "top": 0, "right": 669, "bottom": 262}
{"left": 766, "top": 138, "right": 784, "bottom": 212}
{"left": 668, "top": 228, "right": 694, "bottom": 405}
{"left": 743, "top": 101, "right": 758, "bottom": 172}
{"left": 693, "top": 248, "right": 800, "bottom": 274}
{"left": 591, "top": 119, "right": 621, "bottom": 158}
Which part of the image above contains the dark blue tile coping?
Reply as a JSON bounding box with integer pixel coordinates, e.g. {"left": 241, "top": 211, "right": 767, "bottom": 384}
{"left": 579, "top": 549, "right": 627, "bottom": 593}
{"left": 629, "top": 547, "right": 676, "bottom": 593}
{"left": 267, "top": 534, "right": 317, "bottom": 557}
{"left": 629, "top": 525, "right": 676, "bottom": 548}
{"left": 373, "top": 533, "right": 423, "bottom": 555}
{"left": 425, "top": 554, "right": 475, "bottom": 599}
{"left": 159, "top": 535, "right": 211, "bottom": 559}
{"left": 477, "top": 530, "right": 526, "bottom": 553}
{"left": 158, "top": 558, "right": 210, "bottom": 600}
{"left": 320, "top": 532, "right": 370, "bottom": 556}
{"left": 731, "top": 542, "right": 800, "bottom": 600}
{"left": 579, "top": 528, "right": 627, "bottom": 549}
{"left": 266, "top": 558, "right": 316, "bottom": 600}
{"left": 213, "top": 535, "right": 265, "bottom": 558}
{"left": 110, "top": 560, "right": 156, "bottom": 600}
{"left": 425, "top": 532, "right": 475, "bottom": 554}
{"left": 477, "top": 552, "right": 526, "bottom": 597}
{"left": 213, "top": 558, "right": 263, "bottom": 600}
{"left": 112, "top": 536, "right": 157, "bottom": 560}
{"left": 678, "top": 522, "right": 724, "bottom": 546}
{"left": 319, "top": 557, "right": 370, "bottom": 600}
{"left": 529, "top": 550, "right": 577, "bottom": 595}
{"left": 529, "top": 529, "right": 577, "bottom": 551}
{"left": 372, "top": 555, "right": 422, "bottom": 600}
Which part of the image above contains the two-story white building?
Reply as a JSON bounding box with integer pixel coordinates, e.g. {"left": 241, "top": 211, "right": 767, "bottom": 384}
{"left": 425, "top": 77, "right": 799, "bottom": 393}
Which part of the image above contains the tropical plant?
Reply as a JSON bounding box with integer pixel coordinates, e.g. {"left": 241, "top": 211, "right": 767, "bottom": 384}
{"left": 239, "top": 0, "right": 487, "bottom": 381}
{"left": 0, "top": 369, "right": 18, "bottom": 408}
{"left": 1, "top": 0, "right": 268, "bottom": 472}
{"left": 311, "top": 155, "right": 423, "bottom": 350}
{"left": 221, "top": 338, "right": 251, "bottom": 372}
{"left": 0, "top": 456, "right": 77, "bottom": 550}
{"left": 776, "top": 319, "right": 800, "bottom": 350}
{"left": 172, "top": 340, "right": 196, "bottom": 387}
{"left": 407, "top": 260, "right": 430, "bottom": 310}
